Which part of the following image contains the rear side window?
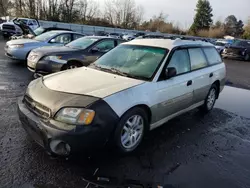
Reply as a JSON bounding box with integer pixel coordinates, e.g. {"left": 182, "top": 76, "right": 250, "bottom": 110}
{"left": 203, "top": 47, "right": 222, "bottom": 65}
{"left": 188, "top": 48, "right": 208, "bottom": 70}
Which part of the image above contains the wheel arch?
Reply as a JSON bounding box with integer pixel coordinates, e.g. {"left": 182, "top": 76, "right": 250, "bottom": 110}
{"left": 212, "top": 80, "right": 220, "bottom": 99}
{"left": 120, "top": 104, "right": 152, "bottom": 131}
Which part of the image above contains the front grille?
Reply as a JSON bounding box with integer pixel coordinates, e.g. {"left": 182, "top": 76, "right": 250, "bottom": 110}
{"left": 2, "top": 24, "right": 15, "bottom": 31}
{"left": 23, "top": 95, "right": 51, "bottom": 119}
{"left": 226, "top": 48, "right": 242, "bottom": 55}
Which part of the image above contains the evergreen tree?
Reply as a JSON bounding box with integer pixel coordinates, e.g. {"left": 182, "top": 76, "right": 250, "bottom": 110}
{"left": 190, "top": 0, "right": 213, "bottom": 33}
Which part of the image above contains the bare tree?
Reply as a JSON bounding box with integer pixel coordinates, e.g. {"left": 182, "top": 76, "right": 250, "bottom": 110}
{"left": 78, "top": 0, "right": 98, "bottom": 23}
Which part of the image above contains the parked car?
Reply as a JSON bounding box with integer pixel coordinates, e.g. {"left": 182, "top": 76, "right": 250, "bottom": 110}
{"left": 18, "top": 38, "right": 225, "bottom": 156}
{"left": 107, "top": 33, "right": 122, "bottom": 39}
{"left": 5, "top": 30, "right": 85, "bottom": 61}
{"left": 122, "top": 34, "right": 136, "bottom": 41}
{"left": 11, "top": 26, "right": 72, "bottom": 40}
{"left": 1, "top": 18, "right": 39, "bottom": 37}
{"left": 93, "top": 31, "right": 109, "bottom": 36}
{"left": 27, "top": 36, "right": 125, "bottom": 76}
{"left": 214, "top": 40, "right": 229, "bottom": 55}
{"left": 222, "top": 40, "right": 250, "bottom": 61}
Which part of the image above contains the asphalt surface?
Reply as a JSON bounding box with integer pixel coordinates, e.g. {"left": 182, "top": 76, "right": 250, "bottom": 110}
{"left": 1, "top": 37, "right": 250, "bottom": 188}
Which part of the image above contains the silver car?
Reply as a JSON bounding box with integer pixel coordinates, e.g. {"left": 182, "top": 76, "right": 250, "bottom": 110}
{"left": 18, "top": 39, "right": 226, "bottom": 156}
{"left": 5, "top": 30, "right": 85, "bottom": 60}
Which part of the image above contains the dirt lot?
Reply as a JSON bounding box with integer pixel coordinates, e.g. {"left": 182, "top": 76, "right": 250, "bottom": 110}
{"left": 0, "top": 37, "right": 250, "bottom": 188}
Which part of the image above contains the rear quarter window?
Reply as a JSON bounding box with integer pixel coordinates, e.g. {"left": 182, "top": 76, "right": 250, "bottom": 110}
{"left": 188, "top": 48, "right": 208, "bottom": 70}
{"left": 203, "top": 47, "right": 222, "bottom": 65}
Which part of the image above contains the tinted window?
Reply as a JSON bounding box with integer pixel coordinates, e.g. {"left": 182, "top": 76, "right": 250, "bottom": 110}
{"left": 32, "top": 20, "right": 38, "bottom": 25}
{"left": 73, "top": 34, "right": 84, "bottom": 40}
{"left": 117, "top": 40, "right": 124, "bottom": 45}
{"left": 34, "top": 31, "right": 61, "bottom": 41}
{"left": 188, "top": 48, "right": 208, "bottom": 70}
{"left": 203, "top": 47, "right": 222, "bottom": 65}
{"left": 167, "top": 49, "right": 190, "bottom": 75}
{"left": 94, "top": 40, "right": 115, "bottom": 52}
{"left": 52, "top": 33, "right": 71, "bottom": 44}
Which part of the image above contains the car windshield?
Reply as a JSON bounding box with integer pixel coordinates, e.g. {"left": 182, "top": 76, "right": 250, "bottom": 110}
{"left": 34, "top": 31, "right": 60, "bottom": 42}
{"left": 91, "top": 45, "right": 168, "bottom": 80}
{"left": 66, "top": 37, "right": 98, "bottom": 49}
{"left": 233, "top": 40, "right": 249, "bottom": 47}
{"left": 17, "top": 19, "right": 28, "bottom": 24}
{"left": 34, "top": 27, "right": 45, "bottom": 36}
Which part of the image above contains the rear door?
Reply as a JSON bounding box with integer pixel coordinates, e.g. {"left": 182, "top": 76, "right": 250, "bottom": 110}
{"left": 188, "top": 47, "right": 211, "bottom": 104}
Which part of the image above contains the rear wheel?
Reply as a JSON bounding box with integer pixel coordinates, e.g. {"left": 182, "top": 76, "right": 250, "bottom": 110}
{"left": 244, "top": 54, "right": 250, "bottom": 61}
{"left": 200, "top": 84, "right": 218, "bottom": 113}
{"left": 114, "top": 107, "right": 148, "bottom": 153}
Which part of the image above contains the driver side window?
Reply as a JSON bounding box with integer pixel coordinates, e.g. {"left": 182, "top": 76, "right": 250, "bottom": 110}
{"left": 167, "top": 49, "right": 191, "bottom": 75}
{"left": 94, "top": 40, "right": 115, "bottom": 52}
{"left": 51, "top": 34, "right": 71, "bottom": 44}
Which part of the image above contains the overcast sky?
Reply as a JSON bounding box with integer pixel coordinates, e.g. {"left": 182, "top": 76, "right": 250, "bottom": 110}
{"left": 98, "top": 0, "right": 250, "bottom": 29}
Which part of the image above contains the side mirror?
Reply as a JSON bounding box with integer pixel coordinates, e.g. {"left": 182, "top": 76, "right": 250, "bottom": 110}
{"left": 165, "top": 67, "right": 176, "bottom": 79}
{"left": 91, "top": 47, "right": 100, "bottom": 53}
{"left": 50, "top": 39, "right": 56, "bottom": 43}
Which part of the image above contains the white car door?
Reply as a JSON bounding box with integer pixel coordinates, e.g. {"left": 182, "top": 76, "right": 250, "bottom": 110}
{"left": 188, "top": 47, "right": 211, "bottom": 104}
{"left": 151, "top": 49, "right": 194, "bottom": 128}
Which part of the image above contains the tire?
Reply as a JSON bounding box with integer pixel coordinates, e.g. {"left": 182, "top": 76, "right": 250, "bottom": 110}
{"left": 114, "top": 107, "right": 148, "bottom": 153}
{"left": 200, "top": 84, "right": 218, "bottom": 113}
{"left": 66, "top": 61, "right": 82, "bottom": 69}
{"left": 244, "top": 54, "right": 250, "bottom": 61}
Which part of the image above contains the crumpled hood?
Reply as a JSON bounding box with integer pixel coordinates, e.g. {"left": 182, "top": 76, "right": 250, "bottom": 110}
{"left": 7, "top": 38, "right": 40, "bottom": 45}
{"left": 32, "top": 46, "right": 78, "bottom": 56}
{"left": 43, "top": 67, "right": 145, "bottom": 98}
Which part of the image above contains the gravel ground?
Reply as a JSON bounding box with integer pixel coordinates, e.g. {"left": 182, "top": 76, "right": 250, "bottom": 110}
{"left": 0, "top": 37, "right": 250, "bottom": 188}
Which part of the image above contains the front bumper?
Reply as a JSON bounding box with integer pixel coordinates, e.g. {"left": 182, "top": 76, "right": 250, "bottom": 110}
{"left": 5, "top": 47, "right": 27, "bottom": 60}
{"left": 27, "top": 59, "right": 65, "bottom": 75}
{"left": 222, "top": 53, "right": 244, "bottom": 60}
{"left": 18, "top": 98, "right": 114, "bottom": 156}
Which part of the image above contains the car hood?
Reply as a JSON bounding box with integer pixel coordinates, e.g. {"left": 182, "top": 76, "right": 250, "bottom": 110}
{"left": 43, "top": 67, "right": 145, "bottom": 98}
{"left": 7, "top": 38, "right": 40, "bottom": 45}
{"left": 32, "top": 46, "right": 79, "bottom": 55}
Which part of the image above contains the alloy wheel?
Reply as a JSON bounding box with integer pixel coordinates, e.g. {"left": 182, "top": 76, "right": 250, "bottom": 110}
{"left": 207, "top": 88, "right": 216, "bottom": 110}
{"left": 121, "top": 115, "right": 144, "bottom": 149}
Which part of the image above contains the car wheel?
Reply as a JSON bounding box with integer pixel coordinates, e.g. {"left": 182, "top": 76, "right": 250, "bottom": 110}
{"left": 67, "top": 61, "right": 82, "bottom": 69}
{"left": 114, "top": 107, "right": 148, "bottom": 153}
{"left": 201, "top": 84, "right": 218, "bottom": 113}
{"left": 244, "top": 54, "right": 250, "bottom": 61}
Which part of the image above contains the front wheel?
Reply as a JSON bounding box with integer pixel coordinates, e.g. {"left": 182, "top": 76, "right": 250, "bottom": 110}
{"left": 114, "top": 108, "right": 148, "bottom": 153}
{"left": 244, "top": 54, "right": 250, "bottom": 61}
{"left": 200, "top": 84, "right": 218, "bottom": 113}
{"left": 66, "top": 61, "right": 82, "bottom": 70}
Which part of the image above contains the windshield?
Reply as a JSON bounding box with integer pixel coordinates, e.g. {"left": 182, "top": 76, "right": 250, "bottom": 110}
{"left": 91, "top": 45, "right": 168, "bottom": 80}
{"left": 66, "top": 37, "right": 98, "bottom": 49}
{"left": 34, "top": 27, "right": 45, "bottom": 36}
{"left": 233, "top": 40, "right": 249, "bottom": 47}
{"left": 17, "top": 19, "right": 28, "bottom": 24}
{"left": 34, "top": 31, "right": 59, "bottom": 42}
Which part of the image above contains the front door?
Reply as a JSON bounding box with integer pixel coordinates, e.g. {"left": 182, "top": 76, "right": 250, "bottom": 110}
{"left": 151, "top": 49, "right": 194, "bottom": 126}
{"left": 85, "top": 39, "right": 115, "bottom": 64}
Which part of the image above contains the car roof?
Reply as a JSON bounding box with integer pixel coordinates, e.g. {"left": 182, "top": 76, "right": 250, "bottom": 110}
{"left": 85, "top": 36, "right": 123, "bottom": 40}
{"left": 47, "top": 30, "right": 83, "bottom": 35}
{"left": 123, "top": 38, "right": 214, "bottom": 50}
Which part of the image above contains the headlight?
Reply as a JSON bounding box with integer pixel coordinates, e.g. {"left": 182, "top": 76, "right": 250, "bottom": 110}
{"left": 43, "top": 56, "right": 66, "bottom": 63}
{"left": 9, "top": 44, "right": 24, "bottom": 48}
{"left": 55, "top": 108, "right": 95, "bottom": 125}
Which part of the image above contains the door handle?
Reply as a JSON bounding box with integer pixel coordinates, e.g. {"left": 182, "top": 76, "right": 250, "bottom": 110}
{"left": 187, "top": 80, "right": 192, "bottom": 86}
{"left": 209, "top": 73, "right": 214, "bottom": 78}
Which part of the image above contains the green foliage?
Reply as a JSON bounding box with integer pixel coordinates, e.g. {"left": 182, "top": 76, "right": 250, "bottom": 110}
{"left": 224, "top": 15, "right": 244, "bottom": 37}
{"left": 190, "top": 0, "right": 213, "bottom": 33}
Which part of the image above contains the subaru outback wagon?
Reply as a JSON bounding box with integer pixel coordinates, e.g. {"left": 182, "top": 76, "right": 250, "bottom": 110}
{"left": 18, "top": 39, "right": 226, "bottom": 156}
